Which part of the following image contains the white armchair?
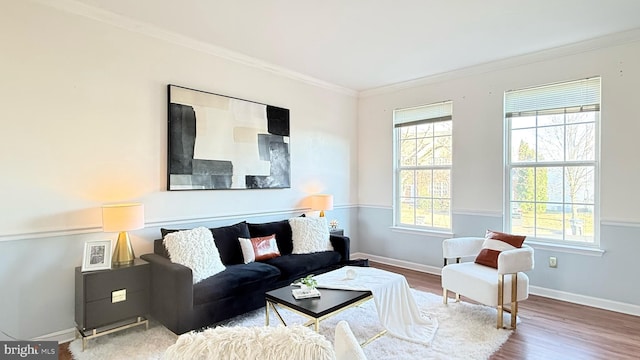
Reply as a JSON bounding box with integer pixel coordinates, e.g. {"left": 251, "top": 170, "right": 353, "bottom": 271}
{"left": 441, "top": 237, "right": 534, "bottom": 329}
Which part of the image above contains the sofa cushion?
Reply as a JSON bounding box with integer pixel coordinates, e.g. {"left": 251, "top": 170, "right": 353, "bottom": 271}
{"left": 264, "top": 252, "right": 341, "bottom": 281}
{"left": 209, "top": 222, "right": 251, "bottom": 265}
{"left": 289, "top": 217, "right": 332, "bottom": 254}
{"left": 442, "top": 262, "right": 530, "bottom": 306}
{"left": 193, "top": 262, "right": 281, "bottom": 305}
{"left": 239, "top": 234, "right": 281, "bottom": 263}
{"left": 160, "top": 227, "right": 182, "bottom": 238}
{"left": 163, "top": 227, "right": 226, "bottom": 284}
{"left": 248, "top": 220, "right": 294, "bottom": 255}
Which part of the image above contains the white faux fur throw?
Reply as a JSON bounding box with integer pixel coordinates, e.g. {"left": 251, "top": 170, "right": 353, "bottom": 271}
{"left": 163, "top": 325, "right": 336, "bottom": 360}
{"left": 163, "top": 227, "right": 225, "bottom": 284}
{"left": 289, "top": 217, "right": 333, "bottom": 254}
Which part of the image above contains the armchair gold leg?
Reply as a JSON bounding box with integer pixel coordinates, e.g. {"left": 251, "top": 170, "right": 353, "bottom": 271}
{"left": 442, "top": 288, "right": 460, "bottom": 304}
{"left": 497, "top": 273, "right": 520, "bottom": 329}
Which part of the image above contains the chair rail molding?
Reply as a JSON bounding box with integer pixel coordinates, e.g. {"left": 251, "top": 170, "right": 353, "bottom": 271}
{"left": 0, "top": 207, "right": 337, "bottom": 242}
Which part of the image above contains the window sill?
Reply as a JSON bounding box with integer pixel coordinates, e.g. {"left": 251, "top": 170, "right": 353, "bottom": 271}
{"left": 525, "top": 240, "right": 605, "bottom": 257}
{"left": 389, "top": 226, "right": 454, "bottom": 238}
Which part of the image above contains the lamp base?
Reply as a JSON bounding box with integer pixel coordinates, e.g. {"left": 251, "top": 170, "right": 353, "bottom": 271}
{"left": 112, "top": 231, "right": 135, "bottom": 266}
{"left": 319, "top": 210, "right": 325, "bottom": 217}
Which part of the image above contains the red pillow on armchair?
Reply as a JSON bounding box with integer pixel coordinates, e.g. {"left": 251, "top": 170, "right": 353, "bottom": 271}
{"left": 474, "top": 230, "right": 526, "bottom": 268}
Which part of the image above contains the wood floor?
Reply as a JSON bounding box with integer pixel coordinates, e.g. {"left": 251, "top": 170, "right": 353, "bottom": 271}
{"left": 373, "top": 262, "right": 640, "bottom": 360}
{"left": 60, "top": 262, "right": 640, "bottom": 359}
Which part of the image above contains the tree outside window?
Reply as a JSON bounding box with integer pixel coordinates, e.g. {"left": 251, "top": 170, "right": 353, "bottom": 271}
{"left": 506, "top": 78, "right": 600, "bottom": 245}
{"left": 394, "top": 101, "right": 452, "bottom": 230}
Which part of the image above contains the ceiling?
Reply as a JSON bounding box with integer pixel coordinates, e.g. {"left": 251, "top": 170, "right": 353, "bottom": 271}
{"left": 72, "top": 0, "right": 640, "bottom": 92}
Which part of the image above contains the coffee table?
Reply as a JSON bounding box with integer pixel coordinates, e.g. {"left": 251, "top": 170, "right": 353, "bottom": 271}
{"left": 265, "top": 285, "right": 386, "bottom": 345}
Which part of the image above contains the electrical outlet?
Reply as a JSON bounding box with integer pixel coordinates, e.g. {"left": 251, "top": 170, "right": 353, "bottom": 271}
{"left": 549, "top": 256, "right": 558, "bottom": 268}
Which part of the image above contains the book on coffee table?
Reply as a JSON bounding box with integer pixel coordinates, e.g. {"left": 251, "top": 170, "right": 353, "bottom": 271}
{"left": 292, "top": 288, "right": 321, "bottom": 299}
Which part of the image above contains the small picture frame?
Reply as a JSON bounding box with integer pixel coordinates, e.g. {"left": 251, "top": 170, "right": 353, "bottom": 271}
{"left": 82, "top": 240, "right": 112, "bottom": 272}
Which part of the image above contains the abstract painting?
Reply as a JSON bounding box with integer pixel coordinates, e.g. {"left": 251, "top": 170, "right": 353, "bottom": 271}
{"left": 168, "top": 85, "right": 290, "bottom": 190}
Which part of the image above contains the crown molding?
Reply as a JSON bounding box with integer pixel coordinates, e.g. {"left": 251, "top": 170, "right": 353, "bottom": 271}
{"left": 31, "top": 0, "right": 640, "bottom": 100}
{"left": 30, "top": 0, "right": 357, "bottom": 97}
{"left": 359, "top": 27, "right": 640, "bottom": 98}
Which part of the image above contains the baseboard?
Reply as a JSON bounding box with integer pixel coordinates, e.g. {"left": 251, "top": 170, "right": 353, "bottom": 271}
{"left": 32, "top": 327, "right": 76, "bottom": 344}
{"left": 352, "top": 251, "right": 640, "bottom": 317}
{"left": 529, "top": 286, "right": 640, "bottom": 317}
{"left": 351, "top": 252, "right": 442, "bottom": 276}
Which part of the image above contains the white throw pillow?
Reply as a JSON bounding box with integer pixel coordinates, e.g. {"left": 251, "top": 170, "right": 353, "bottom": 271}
{"left": 163, "top": 227, "right": 225, "bottom": 284}
{"left": 238, "top": 237, "right": 255, "bottom": 264}
{"left": 289, "top": 217, "right": 333, "bottom": 254}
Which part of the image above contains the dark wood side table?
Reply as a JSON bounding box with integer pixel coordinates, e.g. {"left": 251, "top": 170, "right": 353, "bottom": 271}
{"left": 75, "top": 259, "right": 150, "bottom": 349}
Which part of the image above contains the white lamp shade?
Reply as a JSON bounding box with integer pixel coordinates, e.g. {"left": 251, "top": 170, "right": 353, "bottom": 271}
{"left": 311, "top": 194, "right": 334, "bottom": 211}
{"left": 102, "top": 203, "right": 145, "bottom": 232}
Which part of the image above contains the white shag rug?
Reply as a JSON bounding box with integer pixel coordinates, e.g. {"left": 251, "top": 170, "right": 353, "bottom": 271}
{"left": 69, "top": 290, "right": 513, "bottom": 360}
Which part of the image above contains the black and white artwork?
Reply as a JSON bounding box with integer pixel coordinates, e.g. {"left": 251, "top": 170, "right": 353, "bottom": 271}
{"left": 168, "top": 85, "right": 291, "bottom": 190}
{"left": 81, "top": 240, "right": 112, "bottom": 272}
{"left": 90, "top": 245, "right": 105, "bottom": 265}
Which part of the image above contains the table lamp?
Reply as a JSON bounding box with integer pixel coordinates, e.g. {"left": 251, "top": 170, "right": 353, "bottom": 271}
{"left": 311, "top": 194, "right": 334, "bottom": 217}
{"left": 102, "top": 203, "right": 144, "bottom": 266}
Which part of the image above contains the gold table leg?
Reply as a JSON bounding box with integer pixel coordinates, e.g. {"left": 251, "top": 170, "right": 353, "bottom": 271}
{"left": 360, "top": 330, "right": 387, "bottom": 347}
{"left": 77, "top": 317, "right": 149, "bottom": 351}
{"left": 264, "top": 295, "right": 387, "bottom": 345}
{"left": 265, "top": 302, "right": 270, "bottom": 326}
{"left": 266, "top": 301, "right": 288, "bottom": 326}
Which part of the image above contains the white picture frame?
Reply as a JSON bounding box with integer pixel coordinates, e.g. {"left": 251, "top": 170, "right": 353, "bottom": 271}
{"left": 82, "top": 240, "right": 112, "bottom": 272}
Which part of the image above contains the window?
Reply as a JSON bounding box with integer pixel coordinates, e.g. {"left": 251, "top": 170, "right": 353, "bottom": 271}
{"left": 394, "top": 101, "right": 452, "bottom": 230}
{"left": 505, "top": 77, "right": 600, "bottom": 246}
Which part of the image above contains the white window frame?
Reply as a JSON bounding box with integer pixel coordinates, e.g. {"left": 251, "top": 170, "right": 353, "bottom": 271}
{"left": 393, "top": 101, "right": 453, "bottom": 231}
{"left": 504, "top": 77, "right": 600, "bottom": 248}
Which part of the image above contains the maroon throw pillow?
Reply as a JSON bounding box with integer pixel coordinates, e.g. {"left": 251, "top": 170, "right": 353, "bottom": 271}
{"left": 250, "top": 234, "right": 281, "bottom": 261}
{"left": 474, "top": 229, "right": 526, "bottom": 268}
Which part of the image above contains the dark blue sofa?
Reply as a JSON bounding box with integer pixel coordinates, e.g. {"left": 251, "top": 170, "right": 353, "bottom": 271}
{"left": 140, "top": 219, "right": 350, "bottom": 334}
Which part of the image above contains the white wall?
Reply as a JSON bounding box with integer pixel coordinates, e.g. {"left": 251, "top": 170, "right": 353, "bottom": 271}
{"left": 3, "top": 0, "right": 639, "bottom": 341}
{"left": 0, "top": 1, "right": 358, "bottom": 340}
{"left": 357, "top": 35, "right": 640, "bottom": 312}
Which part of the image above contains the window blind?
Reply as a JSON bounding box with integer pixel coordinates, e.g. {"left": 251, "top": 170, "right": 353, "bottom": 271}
{"left": 394, "top": 101, "right": 452, "bottom": 127}
{"left": 505, "top": 77, "right": 600, "bottom": 117}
